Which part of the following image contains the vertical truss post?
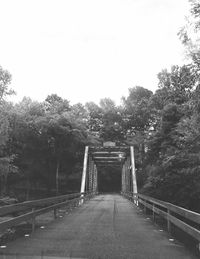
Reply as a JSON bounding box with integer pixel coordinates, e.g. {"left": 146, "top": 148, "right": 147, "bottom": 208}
{"left": 96, "top": 165, "right": 98, "bottom": 193}
{"left": 121, "top": 164, "right": 123, "bottom": 193}
{"left": 93, "top": 164, "right": 98, "bottom": 194}
{"left": 121, "top": 165, "right": 124, "bottom": 193}
{"left": 130, "top": 146, "right": 138, "bottom": 204}
{"left": 121, "top": 165, "right": 123, "bottom": 193}
{"left": 91, "top": 159, "right": 94, "bottom": 193}
{"left": 126, "top": 156, "right": 131, "bottom": 193}
{"left": 126, "top": 161, "right": 129, "bottom": 194}
{"left": 80, "top": 146, "right": 89, "bottom": 196}
{"left": 124, "top": 161, "right": 128, "bottom": 194}
{"left": 122, "top": 164, "right": 126, "bottom": 193}
{"left": 125, "top": 159, "right": 129, "bottom": 193}
{"left": 88, "top": 155, "right": 93, "bottom": 193}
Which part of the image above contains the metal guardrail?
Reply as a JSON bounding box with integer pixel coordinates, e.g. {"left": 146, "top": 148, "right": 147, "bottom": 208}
{"left": 0, "top": 192, "right": 95, "bottom": 234}
{"left": 122, "top": 192, "right": 200, "bottom": 245}
{"left": 0, "top": 193, "right": 82, "bottom": 217}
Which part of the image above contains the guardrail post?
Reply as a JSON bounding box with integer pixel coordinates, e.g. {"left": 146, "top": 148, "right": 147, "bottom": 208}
{"left": 32, "top": 208, "right": 36, "bottom": 233}
{"left": 167, "top": 209, "right": 171, "bottom": 234}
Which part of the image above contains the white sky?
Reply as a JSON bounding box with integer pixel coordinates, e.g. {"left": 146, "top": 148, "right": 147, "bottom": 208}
{"left": 0, "top": 0, "right": 190, "bottom": 105}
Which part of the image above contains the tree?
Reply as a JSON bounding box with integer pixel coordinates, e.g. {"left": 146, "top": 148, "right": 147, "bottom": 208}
{"left": 0, "top": 66, "right": 16, "bottom": 197}
{"left": 0, "top": 155, "right": 18, "bottom": 196}
{"left": 142, "top": 63, "right": 200, "bottom": 211}
{"left": 85, "top": 101, "right": 103, "bottom": 134}
{"left": 157, "top": 65, "right": 195, "bottom": 104}
{"left": 122, "top": 86, "right": 153, "bottom": 133}
{"left": 122, "top": 86, "right": 153, "bottom": 173}
{"left": 179, "top": 0, "right": 200, "bottom": 71}
{"left": 9, "top": 95, "right": 101, "bottom": 198}
{"left": 0, "top": 66, "right": 14, "bottom": 145}
{"left": 0, "top": 66, "right": 14, "bottom": 102}
{"left": 99, "top": 98, "right": 124, "bottom": 142}
{"left": 45, "top": 94, "right": 70, "bottom": 114}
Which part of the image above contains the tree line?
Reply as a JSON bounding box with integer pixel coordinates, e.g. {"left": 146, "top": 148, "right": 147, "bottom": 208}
{"left": 0, "top": 0, "right": 200, "bottom": 212}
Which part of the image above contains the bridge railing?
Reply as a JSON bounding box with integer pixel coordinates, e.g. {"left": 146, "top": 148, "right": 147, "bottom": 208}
{"left": 122, "top": 192, "right": 200, "bottom": 246}
{"left": 0, "top": 192, "right": 95, "bottom": 234}
{"left": 0, "top": 193, "right": 82, "bottom": 217}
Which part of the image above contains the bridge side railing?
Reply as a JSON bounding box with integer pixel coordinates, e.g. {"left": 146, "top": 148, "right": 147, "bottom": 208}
{"left": 122, "top": 192, "right": 200, "bottom": 245}
{"left": 0, "top": 192, "right": 96, "bottom": 234}
{"left": 0, "top": 193, "right": 83, "bottom": 217}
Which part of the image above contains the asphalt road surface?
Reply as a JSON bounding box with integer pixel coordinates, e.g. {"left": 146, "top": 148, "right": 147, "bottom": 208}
{"left": 0, "top": 194, "right": 198, "bottom": 259}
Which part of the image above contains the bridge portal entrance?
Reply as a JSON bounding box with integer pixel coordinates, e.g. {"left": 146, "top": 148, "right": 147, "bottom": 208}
{"left": 80, "top": 144, "right": 137, "bottom": 195}
{"left": 98, "top": 166, "right": 121, "bottom": 193}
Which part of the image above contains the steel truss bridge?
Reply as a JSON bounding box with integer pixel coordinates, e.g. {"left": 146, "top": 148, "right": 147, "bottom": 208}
{"left": 80, "top": 145, "right": 137, "bottom": 196}
{"left": 0, "top": 145, "right": 199, "bottom": 258}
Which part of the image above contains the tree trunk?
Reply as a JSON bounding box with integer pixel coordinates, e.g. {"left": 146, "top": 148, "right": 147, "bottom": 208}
{"left": 4, "top": 173, "right": 8, "bottom": 195}
{"left": 26, "top": 177, "right": 30, "bottom": 201}
{"left": 0, "top": 175, "right": 7, "bottom": 197}
{"left": 140, "top": 143, "right": 145, "bottom": 164}
{"left": 0, "top": 176, "right": 4, "bottom": 197}
{"left": 56, "top": 160, "right": 60, "bottom": 196}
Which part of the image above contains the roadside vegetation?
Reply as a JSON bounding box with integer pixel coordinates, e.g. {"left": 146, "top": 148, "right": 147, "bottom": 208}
{"left": 0, "top": 0, "right": 200, "bottom": 212}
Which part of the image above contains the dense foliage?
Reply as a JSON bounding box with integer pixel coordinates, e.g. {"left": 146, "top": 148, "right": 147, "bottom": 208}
{"left": 0, "top": 0, "right": 199, "bottom": 212}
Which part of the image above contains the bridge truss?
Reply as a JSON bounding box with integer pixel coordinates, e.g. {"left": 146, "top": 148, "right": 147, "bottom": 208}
{"left": 80, "top": 145, "right": 137, "bottom": 195}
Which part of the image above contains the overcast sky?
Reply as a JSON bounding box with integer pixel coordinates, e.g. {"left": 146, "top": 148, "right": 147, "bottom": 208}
{"left": 0, "top": 0, "right": 190, "bottom": 105}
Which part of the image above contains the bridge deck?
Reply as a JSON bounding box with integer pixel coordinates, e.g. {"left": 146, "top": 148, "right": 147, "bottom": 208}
{"left": 0, "top": 194, "right": 198, "bottom": 259}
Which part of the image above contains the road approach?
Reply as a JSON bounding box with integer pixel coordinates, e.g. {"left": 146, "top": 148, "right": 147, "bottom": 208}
{"left": 0, "top": 194, "right": 198, "bottom": 259}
